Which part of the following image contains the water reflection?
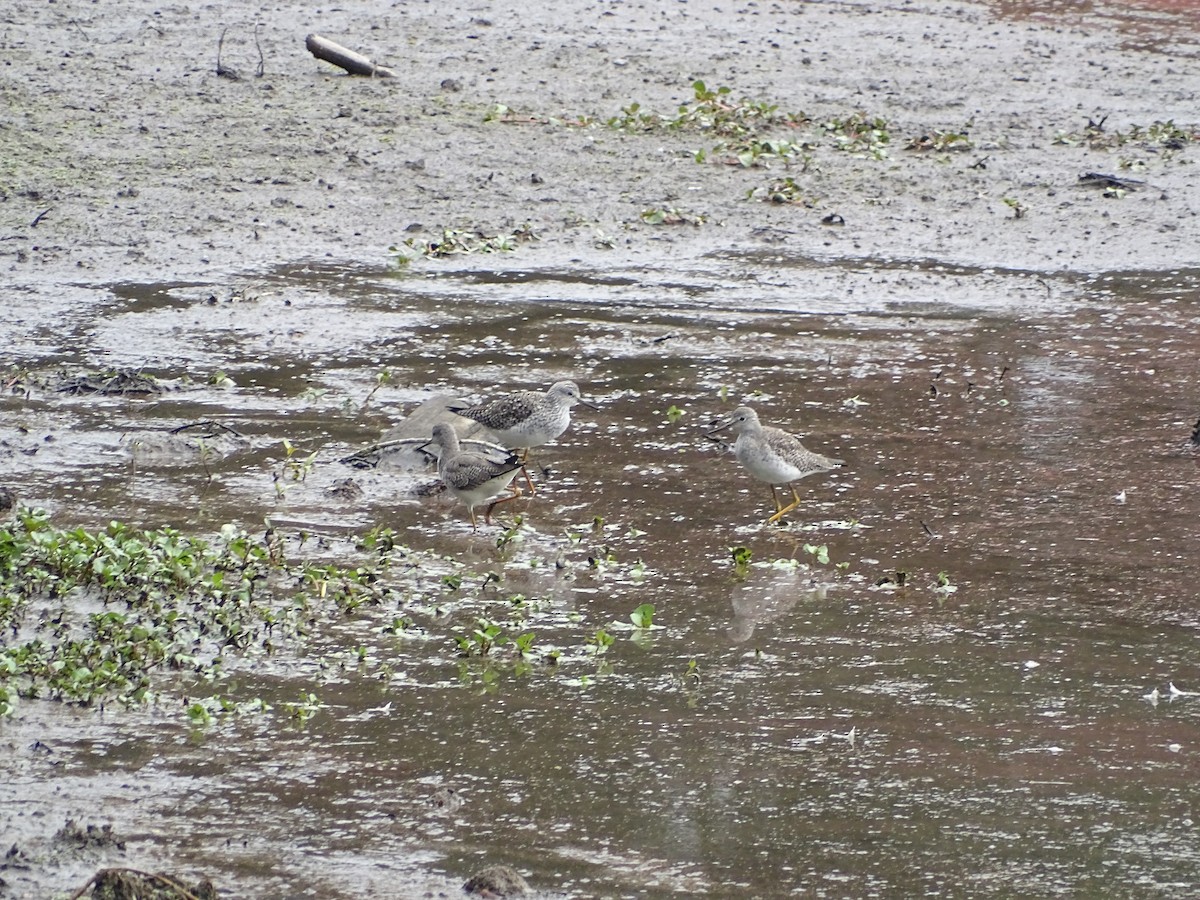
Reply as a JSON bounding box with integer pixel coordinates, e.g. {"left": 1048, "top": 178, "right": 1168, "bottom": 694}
{"left": 729, "top": 567, "right": 830, "bottom": 643}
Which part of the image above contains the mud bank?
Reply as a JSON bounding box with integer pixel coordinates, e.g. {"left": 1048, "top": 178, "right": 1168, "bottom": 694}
{"left": 2, "top": 0, "right": 1198, "bottom": 289}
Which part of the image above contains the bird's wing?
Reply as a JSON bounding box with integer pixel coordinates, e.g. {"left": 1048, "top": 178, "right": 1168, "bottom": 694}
{"left": 443, "top": 453, "right": 521, "bottom": 490}
{"left": 764, "top": 427, "right": 842, "bottom": 471}
{"left": 451, "top": 392, "right": 537, "bottom": 429}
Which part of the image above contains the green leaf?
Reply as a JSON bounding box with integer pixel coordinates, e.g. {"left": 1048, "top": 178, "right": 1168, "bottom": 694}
{"left": 630, "top": 603, "right": 655, "bottom": 629}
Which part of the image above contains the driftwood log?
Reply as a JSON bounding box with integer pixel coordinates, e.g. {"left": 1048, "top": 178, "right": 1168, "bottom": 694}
{"left": 305, "top": 33, "right": 396, "bottom": 77}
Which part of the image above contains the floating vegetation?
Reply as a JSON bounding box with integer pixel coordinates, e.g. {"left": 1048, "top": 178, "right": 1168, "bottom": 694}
{"left": 0, "top": 509, "right": 664, "bottom": 719}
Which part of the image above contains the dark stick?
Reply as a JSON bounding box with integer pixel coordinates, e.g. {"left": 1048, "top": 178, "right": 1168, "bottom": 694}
{"left": 216, "top": 26, "right": 239, "bottom": 79}
{"left": 254, "top": 22, "right": 265, "bottom": 77}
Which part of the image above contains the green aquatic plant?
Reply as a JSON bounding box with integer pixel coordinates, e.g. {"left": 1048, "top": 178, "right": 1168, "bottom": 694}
{"left": 495, "top": 517, "right": 527, "bottom": 550}
{"left": 1057, "top": 118, "right": 1196, "bottom": 154}
{"left": 1, "top": 507, "right": 678, "bottom": 717}
{"left": 281, "top": 692, "right": 324, "bottom": 726}
{"left": 0, "top": 509, "right": 414, "bottom": 718}
{"left": 358, "top": 525, "right": 397, "bottom": 555}
{"left": 455, "top": 618, "right": 508, "bottom": 656}
{"left": 513, "top": 631, "right": 537, "bottom": 658}
{"left": 274, "top": 439, "right": 317, "bottom": 498}
{"left": 587, "top": 628, "right": 615, "bottom": 656}
{"left": 361, "top": 368, "right": 393, "bottom": 410}
{"left": 629, "top": 603, "right": 655, "bottom": 629}
{"left": 803, "top": 544, "right": 831, "bottom": 565}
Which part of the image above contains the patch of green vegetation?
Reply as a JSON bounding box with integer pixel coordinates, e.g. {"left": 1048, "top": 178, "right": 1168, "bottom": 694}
{"left": 389, "top": 224, "right": 537, "bottom": 265}
{"left": 0, "top": 508, "right": 675, "bottom": 718}
{"left": 749, "top": 176, "right": 817, "bottom": 206}
{"left": 1002, "top": 196, "right": 1028, "bottom": 219}
{"left": 730, "top": 546, "right": 753, "bottom": 576}
{"left": 629, "top": 603, "right": 655, "bottom": 629}
{"left": 0, "top": 510, "right": 424, "bottom": 719}
{"left": 274, "top": 438, "right": 318, "bottom": 498}
{"left": 803, "top": 543, "right": 831, "bottom": 566}
{"left": 640, "top": 207, "right": 705, "bottom": 226}
{"left": 0, "top": 509, "right": 291, "bottom": 713}
{"left": 1055, "top": 118, "right": 1197, "bottom": 155}
{"left": 905, "top": 126, "right": 973, "bottom": 153}
{"left": 822, "top": 112, "right": 891, "bottom": 159}
{"left": 608, "top": 81, "right": 808, "bottom": 138}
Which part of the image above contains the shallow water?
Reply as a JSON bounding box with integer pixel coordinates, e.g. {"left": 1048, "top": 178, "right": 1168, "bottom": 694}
{"left": 3, "top": 249, "right": 1200, "bottom": 897}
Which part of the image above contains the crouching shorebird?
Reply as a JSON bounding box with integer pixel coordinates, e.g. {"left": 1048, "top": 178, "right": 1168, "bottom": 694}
{"left": 707, "top": 405, "right": 843, "bottom": 524}
{"left": 419, "top": 424, "right": 525, "bottom": 531}
{"left": 448, "top": 380, "right": 597, "bottom": 492}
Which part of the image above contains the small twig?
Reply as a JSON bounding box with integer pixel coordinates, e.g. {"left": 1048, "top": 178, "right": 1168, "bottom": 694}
{"left": 216, "top": 26, "right": 240, "bottom": 79}
{"left": 254, "top": 22, "right": 265, "bottom": 77}
{"left": 31, "top": 208, "right": 52, "bottom": 228}
{"left": 170, "top": 420, "right": 246, "bottom": 438}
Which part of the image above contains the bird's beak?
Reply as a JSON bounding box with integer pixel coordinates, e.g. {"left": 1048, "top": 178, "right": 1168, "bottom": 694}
{"left": 704, "top": 417, "right": 732, "bottom": 438}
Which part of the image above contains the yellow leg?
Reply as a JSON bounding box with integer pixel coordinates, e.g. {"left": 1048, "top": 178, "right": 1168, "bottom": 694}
{"left": 766, "top": 485, "right": 802, "bottom": 524}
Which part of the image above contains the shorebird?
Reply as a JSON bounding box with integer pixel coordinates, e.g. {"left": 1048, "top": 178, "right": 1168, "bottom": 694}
{"left": 448, "top": 380, "right": 596, "bottom": 492}
{"left": 707, "top": 405, "right": 843, "bottom": 524}
{"left": 418, "top": 424, "right": 525, "bottom": 531}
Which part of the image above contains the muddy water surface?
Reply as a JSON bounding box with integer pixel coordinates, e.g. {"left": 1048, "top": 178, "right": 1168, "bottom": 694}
{"left": 3, "top": 254, "right": 1200, "bottom": 898}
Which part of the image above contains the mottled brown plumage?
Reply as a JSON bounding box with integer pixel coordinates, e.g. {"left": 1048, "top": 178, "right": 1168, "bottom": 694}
{"left": 420, "top": 424, "right": 524, "bottom": 531}
{"left": 708, "top": 406, "right": 843, "bottom": 523}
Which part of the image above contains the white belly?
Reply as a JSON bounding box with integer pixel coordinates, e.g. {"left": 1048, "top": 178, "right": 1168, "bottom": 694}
{"left": 735, "top": 437, "right": 801, "bottom": 485}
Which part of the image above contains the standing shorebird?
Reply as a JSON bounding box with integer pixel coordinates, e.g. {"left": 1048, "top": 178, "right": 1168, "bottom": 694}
{"left": 448, "top": 380, "right": 596, "bottom": 492}
{"left": 707, "top": 406, "right": 843, "bottom": 524}
{"left": 419, "top": 424, "right": 525, "bottom": 531}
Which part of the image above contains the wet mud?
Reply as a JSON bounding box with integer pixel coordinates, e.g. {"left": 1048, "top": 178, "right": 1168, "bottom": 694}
{"left": 3, "top": 0, "right": 1200, "bottom": 897}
